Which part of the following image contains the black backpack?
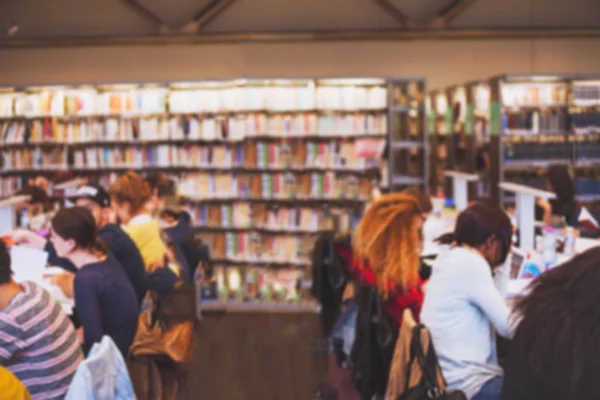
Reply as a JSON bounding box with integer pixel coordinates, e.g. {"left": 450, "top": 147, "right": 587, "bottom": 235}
{"left": 398, "top": 325, "right": 466, "bottom": 400}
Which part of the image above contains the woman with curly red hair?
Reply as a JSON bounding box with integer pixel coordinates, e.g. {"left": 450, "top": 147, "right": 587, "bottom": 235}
{"left": 351, "top": 192, "right": 426, "bottom": 325}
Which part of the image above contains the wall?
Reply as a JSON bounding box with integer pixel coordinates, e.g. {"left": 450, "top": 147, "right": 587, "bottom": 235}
{"left": 2, "top": 38, "right": 600, "bottom": 89}
{"left": 1, "top": 0, "right": 600, "bottom": 89}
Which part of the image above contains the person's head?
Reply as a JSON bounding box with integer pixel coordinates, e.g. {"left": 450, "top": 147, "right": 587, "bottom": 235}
{"left": 70, "top": 184, "right": 111, "bottom": 229}
{"left": 28, "top": 175, "right": 50, "bottom": 193}
{"left": 50, "top": 207, "right": 106, "bottom": 259}
{"left": 353, "top": 193, "right": 423, "bottom": 293}
{"left": 18, "top": 185, "right": 49, "bottom": 214}
{"left": 437, "top": 202, "right": 512, "bottom": 269}
{"left": 546, "top": 165, "right": 575, "bottom": 205}
{"left": 512, "top": 247, "right": 600, "bottom": 397}
{"left": 109, "top": 171, "right": 153, "bottom": 224}
{"left": 0, "top": 240, "right": 12, "bottom": 286}
{"left": 402, "top": 186, "right": 433, "bottom": 220}
{"left": 144, "top": 172, "right": 174, "bottom": 214}
{"left": 18, "top": 185, "right": 50, "bottom": 230}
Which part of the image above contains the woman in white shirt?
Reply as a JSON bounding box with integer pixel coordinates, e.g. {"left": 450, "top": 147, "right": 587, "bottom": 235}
{"left": 420, "top": 202, "right": 515, "bottom": 400}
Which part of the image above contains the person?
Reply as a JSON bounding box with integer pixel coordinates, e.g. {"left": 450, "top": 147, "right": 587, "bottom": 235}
{"left": 535, "top": 165, "right": 578, "bottom": 225}
{"left": 0, "top": 367, "right": 31, "bottom": 400}
{"left": 501, "top": 247, "right": 600, "bottom": 400}
{"left": 403, "top": 185, "right": 433, "bottom": 219}
{"left": 109, "top": 171, "right": 171, "bottom": 271}
{"left": 351, "top": 192, "right": 426, "bottom": 326}
{"left": 0, "top": 239, "right": 82, "bottom": 399}
{"left": 17, "top": 185, "right": 52, "bottom": 231}
{"left": 144, "top": 171, "right": 175, "bottom": 217}
{"left": 11, "top": 184, "right": 148, "bottom": 305}
{"left": 420, "top": 202, "right": 515, "bottom": 400}
{"left": 349, "top": 193, "right": 426, "bottom": 398}
{"left": 160, "top": 197, "right": 209, "bottom": 280}
{"left": 402, "top": 186, "right": 434, "bottom": 280}
{"left": 49, "top": 207, "right": 139, "bottom": 358}
{"left": 28, "top": 175, "right": 50, "bottom": 194}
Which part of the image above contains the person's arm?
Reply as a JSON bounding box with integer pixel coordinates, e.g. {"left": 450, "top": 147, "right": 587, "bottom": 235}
{"left": 493, "top": 258, "right": 510, "bottom": 298}
{"left": 466, "top": 262, "right": 514, "bottom": 339}
{"left": 73, "top": 274, "right": 103, "bottom": 355}
{"left": 537, "top": 198, "right": 552, "bottom": 224}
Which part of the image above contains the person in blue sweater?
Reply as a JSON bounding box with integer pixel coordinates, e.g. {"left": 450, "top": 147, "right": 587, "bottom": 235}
{"left": 49, "top": 206, "right": 139, "bottom": 358}
{"left": 11, "top": 185, "right": 147, "bottom": 306}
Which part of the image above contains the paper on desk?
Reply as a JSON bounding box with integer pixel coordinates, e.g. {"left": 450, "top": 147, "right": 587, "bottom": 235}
{"left": 10, "top": 245, "right": 48, "bottom": 284}
{"left": 40, "top": 280, "right": 74, "bottom": 316}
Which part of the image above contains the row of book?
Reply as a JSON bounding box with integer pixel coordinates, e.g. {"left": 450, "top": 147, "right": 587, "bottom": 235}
{"left": 177, "top": 172, "right": 372, "bottom": 201}
{"left": 503, "top": 109, "right": 569, "bottom": 134}
{"left": 0, "top": 82, "right": 390, "bottom": 117}
{"left": 0, "top": 141, "right": 377, "bottom": 171}
{"left": 504, "top": 136, "right": 600, "bottom": 165}
{"left": 573, "top": 83, "right": 600, "bottom": 107}
{"left": 192, "top": 203, "right": 337, "bottom": 232}
{"left": 0, "top": 177, "right": 22, "bottom": 197}
{"left": 2, "top": 148, "right": 69, "bottom": 171}
{"left": 0, "top": 114, "right": 388, "bottom": 144}
{"left": 204, "top": 232, "right": 314, "bottom": 265}
{"left": 502, "top": 84, "right": 568, "bottom": 107}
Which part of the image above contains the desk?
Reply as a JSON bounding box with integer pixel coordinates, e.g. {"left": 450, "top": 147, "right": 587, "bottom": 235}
{"left": 181, "top": 303, "right": 328, "bottom": 400}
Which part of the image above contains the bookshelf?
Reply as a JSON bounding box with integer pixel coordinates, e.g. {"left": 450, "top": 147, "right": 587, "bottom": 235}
{"left": 0, "top": 77, "right": 426, "bottom": 276}
{"left": 387, "top": 79, "right": 428, "bottom": 191}
{"left": 430, "top": 74, "right": 600, "bottom": 209}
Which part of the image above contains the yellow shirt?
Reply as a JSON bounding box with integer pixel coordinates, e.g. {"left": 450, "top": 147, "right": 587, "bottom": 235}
{"left": 0, "top": 367, "right": 31, "bottom": 400}
{"left": 123, "top": 214, "right": 168, "bottom": 270}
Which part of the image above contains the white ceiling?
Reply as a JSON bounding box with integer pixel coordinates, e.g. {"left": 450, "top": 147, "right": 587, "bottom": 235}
{"left": 0, "top": 0, "right": 599, "bottom": 38}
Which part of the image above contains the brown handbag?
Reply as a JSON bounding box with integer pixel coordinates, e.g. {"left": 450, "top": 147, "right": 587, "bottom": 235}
{"left": 129, "top": 286, "right": 195, "bottom": 364}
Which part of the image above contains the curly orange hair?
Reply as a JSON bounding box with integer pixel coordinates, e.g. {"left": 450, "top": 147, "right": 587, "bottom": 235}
{"left": 353, "top": 193, "right": 422, "bottom": 294}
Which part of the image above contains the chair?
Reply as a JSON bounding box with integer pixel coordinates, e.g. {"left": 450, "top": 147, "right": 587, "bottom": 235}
{"left": 65, "top": 336, "right": 135, "bottom": 400}
{"left": 386, "top": 310, "right": 446, "bottom": 400}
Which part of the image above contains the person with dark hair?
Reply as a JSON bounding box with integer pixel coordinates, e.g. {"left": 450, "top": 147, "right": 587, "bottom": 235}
{"left": 501, "top": 247, "right": 600, "bottom": 400}
{"left": 11, "top": 185, "right": 148, "bottom": 305}
{"left": 421, "top": 203, "right": 515, "bottom": 400}
{"left": 0, "top": 239, "right": 82, "bottom": 399}
{"left": 49, "top": 207, "right": 139, "bottom": 358}
{"left": 403, "top": 185, "right": 433, "bottom": 217}
{"left": 17, "top": 185, "right": 52, "bottom": 231}
{"left": 535, "top": 165, "right": 578, "bottom": 225}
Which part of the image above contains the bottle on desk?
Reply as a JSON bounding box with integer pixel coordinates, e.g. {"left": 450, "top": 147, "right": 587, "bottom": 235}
{"left": 541, "top": 226, "right": 557, "bottom": 270}
{"left": 563, "top": 226, "right": 576, "bottom": 257}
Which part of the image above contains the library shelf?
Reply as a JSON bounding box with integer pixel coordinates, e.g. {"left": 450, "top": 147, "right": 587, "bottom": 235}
{"left": 0, "top": 77, "right": 427, "bottom": 270}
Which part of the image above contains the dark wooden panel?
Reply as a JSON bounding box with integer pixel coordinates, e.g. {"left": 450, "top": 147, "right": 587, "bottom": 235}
{"left": 181, "top": 311, "right": 328, "bottom": 399}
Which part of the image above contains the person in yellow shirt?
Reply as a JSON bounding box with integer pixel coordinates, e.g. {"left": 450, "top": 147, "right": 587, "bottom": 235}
{"left": 109, "top": 171, "right": 168, "bottom": 271}
{"left": 0, "top": 367, "right": 31, "bottom": 400}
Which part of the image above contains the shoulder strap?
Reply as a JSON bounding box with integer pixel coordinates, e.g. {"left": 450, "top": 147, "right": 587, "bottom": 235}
{"left": 409, "top": 325, "right": 445, "bottom": 398}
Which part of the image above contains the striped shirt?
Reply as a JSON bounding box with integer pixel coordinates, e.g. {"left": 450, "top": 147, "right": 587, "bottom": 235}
{"left": 0, "top": 282, "right": 83, "bottom": 400}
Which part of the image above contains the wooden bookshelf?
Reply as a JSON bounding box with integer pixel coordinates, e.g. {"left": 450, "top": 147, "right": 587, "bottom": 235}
{"left": 0, "top": 77, "right": 426, "bottom": 270}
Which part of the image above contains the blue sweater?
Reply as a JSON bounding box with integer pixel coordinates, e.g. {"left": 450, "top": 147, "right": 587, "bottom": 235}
{"left": 46, "top": 224, "right": 147, "bottom": 305}
{"left": 74, "top": 255, "right": 139, "bottom": 358}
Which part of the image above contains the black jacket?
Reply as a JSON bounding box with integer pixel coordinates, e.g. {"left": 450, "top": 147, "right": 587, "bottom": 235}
{"left": 46, "top": 223, "right": 147, "bottom": 305}
{"left": 350, "top": 283, "right": 399, "bottom": 400}
{"left": 163, "top": 219, "right": 210, "bottom": 282}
